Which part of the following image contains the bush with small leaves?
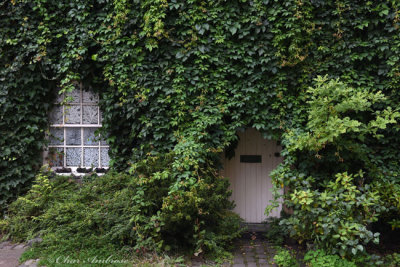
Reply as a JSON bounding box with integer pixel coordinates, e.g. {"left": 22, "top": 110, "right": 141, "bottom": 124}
{"left": 304, "top": 249, "right": 357, "bottom": 267}
{"left": 273, "top": 248, "right": 299, "bottom": 267}
{"left": 1, "top": 158, "right": 242, "bottom": 262}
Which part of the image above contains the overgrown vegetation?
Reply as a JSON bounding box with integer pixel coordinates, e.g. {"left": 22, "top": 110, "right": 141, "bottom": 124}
{"left": 0, "top": 165, "right": 241, "bottom": 264}
{"left": 273, "top": 247, "right": 299, "bottom": 267}
{"left": 273, "top": 247, "right": 360, "bottom": 267}
{"left": 264, "top": 217, "right": 289, "bottom": 246}
{"left": 303, "top": 249, "right": 357, "bottom": 267}
{"left": 383, "top": 253, "right": 400, "bottom": 267}
{"left": 269, "top": 77, "right": 400, "bottom": 259}
{"left": 1, "top": 0, "right": 400, "bottom": 261}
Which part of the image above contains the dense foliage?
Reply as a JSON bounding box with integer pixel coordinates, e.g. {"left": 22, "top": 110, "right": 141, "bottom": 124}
{"left": 303, "top": 249, "right": 357, "bottom": 267}
{"left": 1, "top": 0, "right": 400, "bottom": 259}
{"left": 0, "top": 167, "right": 241, "bottom": 264}
{"left": 270, "top": 77, "right": 400, "bottom": 257}
{"left": 0, "top": 2, "right": 55, "bottom": 205}
{"left": 273, "top": 247, "right": 300, "bottom": 267}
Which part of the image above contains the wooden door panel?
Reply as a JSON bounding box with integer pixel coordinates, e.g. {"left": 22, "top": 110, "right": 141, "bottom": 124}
{"left": 223, "top": 128, "right": 282, "bottom": 223}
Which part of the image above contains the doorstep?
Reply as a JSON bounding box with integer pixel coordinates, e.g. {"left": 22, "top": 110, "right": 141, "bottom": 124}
{"left": 242, "top": 223, "right": 270, "bottom": 233}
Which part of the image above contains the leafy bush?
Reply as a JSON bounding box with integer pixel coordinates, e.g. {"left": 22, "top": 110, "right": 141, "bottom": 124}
{"left": 273, "top": 247, "right": 299, "bottom": 267}
{"left": 1, "top": 162, "right": 242, "bottom": 263}
{"left": 270, "top": 77, "right": 400, "bottom": 258}
{"left": 304, "top": 250, "right": 357, "bottom": 267}
{"left": 281, "top": 172, "right": 382, "bottom": 257}
{"left": 383, "top": 253, "right": 400, "bottom": 267}
{"left": 264, "top": 217, "right": 289, "bottom": 246}
{"left": 0, "top": 171, "right": 79, "bottom": 241}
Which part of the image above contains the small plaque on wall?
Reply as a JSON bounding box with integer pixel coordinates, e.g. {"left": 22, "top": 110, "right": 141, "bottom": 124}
{"left": 240, "top": 155, "right": 262, "bottom": 163}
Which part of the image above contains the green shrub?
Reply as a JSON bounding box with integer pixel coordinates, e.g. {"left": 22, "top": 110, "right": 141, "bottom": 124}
{"left": 264, "top": 217, "right": 288, "bottom": 246}
{"left": 0, "top": 159, "right": 242, "bottom": 263}
{"left": 273, "top": 248, "right": 299, "bottom": 267}
{"left": 280, "top": 172, "right": 382, "bottom": 257}
{"left": 271, "top": 77, "right": 400, "bottom": 258}
{"left": 383, "top": 253, "right": 400, "bottom": 267}
{"left": 304, "top": 250, "right": 357, "bottom": 267}
{"left": 0, "top": 170, "right": 79, "bottom": 241}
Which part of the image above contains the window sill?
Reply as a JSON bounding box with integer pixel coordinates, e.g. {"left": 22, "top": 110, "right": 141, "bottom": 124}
{"left": 52, "top": 167, "right": 108, "bottom": 176}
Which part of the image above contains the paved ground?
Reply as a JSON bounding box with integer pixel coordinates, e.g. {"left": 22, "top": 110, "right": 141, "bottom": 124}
{"left": 0, "top": 242, "right": 38, "bottom": 267}
{"left": 0, "top": 242, "right": 26, "bottom": 267}
{"left": 192, "top": 232, "right": 275, "bottom": 267}
{"left": 230, "top": 235, "right": 275, "bottom": 267}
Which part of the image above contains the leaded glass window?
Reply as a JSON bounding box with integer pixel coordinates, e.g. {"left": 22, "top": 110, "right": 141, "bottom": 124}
{"left": 46, "top": 83, "right": 109, "bottom": 172}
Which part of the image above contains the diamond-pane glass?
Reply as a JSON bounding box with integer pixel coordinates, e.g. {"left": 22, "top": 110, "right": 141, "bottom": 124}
{"left": 66, "top": 148, "right": 81, "bottom": 166}
{"left": 83, "top": 128, "right": 99, "bottom": 145}
{"left": 49, "top": 127, "right": 64, "bottom": 145}
{"left": 65, "top": 106, "right": 81, "bottom": 124}
{"left": 48, "top": 147, "right": 64, "bottom": 167}
{"left": 101, "top": 148, "right": 110, "bottom": 167}
{"left": 84, "top": 148, "right": 99, "bottom": 167}
{"left": 49, "top": 105, "right": 63, "bottom": 124}
{"left": 66, "top": 127, "right": 81, "bottom": 145}
{"left": 83, "top": 106, "right": 98, "bottom": 124}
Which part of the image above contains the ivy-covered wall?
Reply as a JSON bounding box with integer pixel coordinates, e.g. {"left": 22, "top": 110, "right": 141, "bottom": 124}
{"left": 1, "top": 0, "right": 400, "bottom": 255}
{"left": 0, "top": 1, "right": 57, "bottom": 205}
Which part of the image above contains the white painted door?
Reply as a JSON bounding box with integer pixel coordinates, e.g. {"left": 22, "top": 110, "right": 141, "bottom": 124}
{"left": 222, "top": 128, "right": 282, "bottom": 223}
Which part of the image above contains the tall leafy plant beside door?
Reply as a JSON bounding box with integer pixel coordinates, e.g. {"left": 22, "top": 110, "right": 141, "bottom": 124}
{"left": 271, "top": 77, "right": 400, "bottom": 257}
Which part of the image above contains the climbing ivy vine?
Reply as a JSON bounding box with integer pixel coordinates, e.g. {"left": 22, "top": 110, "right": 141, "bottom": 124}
{"left": 1, "top": 0, "right": 400, "bottom": 257}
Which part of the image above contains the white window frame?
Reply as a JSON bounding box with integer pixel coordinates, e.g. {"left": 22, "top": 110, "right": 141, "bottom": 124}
{"left": 44, "top": 83, "right": 109, "bottom": 175}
